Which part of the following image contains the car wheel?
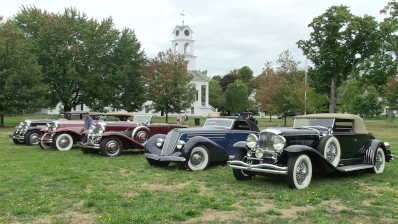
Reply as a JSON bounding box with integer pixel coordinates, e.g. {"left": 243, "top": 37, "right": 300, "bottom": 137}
{"left": 25, "top": 131, "right": 42, "bottom": 146}
{"left": 100, "top": 137, "right": 123, "bottom": 157}
{"left": 133, "top": 129, "right": 149, "bottom": 146}
{"left": 287, "top": 154, "right": 313, "bottom": 189}
{"left": 13, "top": 139, "right": 24, "bottom": 144}
{"left": 372, "top": 148, "right": 386, "bottom": 174}
{"left": 39, "top": 134, "right": 53, "bottom": 149}
{"left": 54, "top": 133, "right": 74, "bottom": 151}
{"left": 146, "top": 158, "right": 170, "bottom": 167}
{"left": 232, "top": 149, "right": 256, "bottom": 180}
{"left": 318, "top": 136, "right": 341, "bottom": 167}
{"left": 185, "top": 146, "right": 210, "bottom": 171}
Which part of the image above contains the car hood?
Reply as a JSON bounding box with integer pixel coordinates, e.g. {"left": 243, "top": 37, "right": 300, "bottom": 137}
{"left": 260, "top": 127, "right": 323, "bottom": 136}
{"left": 171, "top": 127, "right": 233, "bottom": 134}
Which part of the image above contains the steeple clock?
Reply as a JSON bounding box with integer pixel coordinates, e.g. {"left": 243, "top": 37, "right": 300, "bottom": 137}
{"left": 171, "top": 25, "right": 197, "bottom": 70}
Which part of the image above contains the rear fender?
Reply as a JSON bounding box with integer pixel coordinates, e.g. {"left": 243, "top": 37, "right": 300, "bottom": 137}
{"left": 183, "top": 136, "right": 229, "bottom": 162}
{"left": 363, "top": 139, "right": 388, "bottom": 164}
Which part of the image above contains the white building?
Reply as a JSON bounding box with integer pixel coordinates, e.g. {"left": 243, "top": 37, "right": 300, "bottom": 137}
{"left": 43, "top": 22, "right": 213, "bottom": 117}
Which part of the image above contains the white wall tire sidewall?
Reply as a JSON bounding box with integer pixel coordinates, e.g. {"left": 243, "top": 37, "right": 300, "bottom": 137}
{"left": 188, "top": 146, "right": 209, "bottom": 171}
{"left": 373, "top": 148, "right": 386, "bottom": 174}
{"left": 323, "top": 137, "right": 341, "bottom": 167}
{"left": 55, "top": 133, "right": 73, "bottom": 151}
{"left": 293, "top": 154, "right": 312, "bottom": 190}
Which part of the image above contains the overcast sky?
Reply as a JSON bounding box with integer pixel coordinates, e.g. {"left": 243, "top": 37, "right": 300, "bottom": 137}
{"left": 1, "top": 0, "right": 392, "bottom": 78}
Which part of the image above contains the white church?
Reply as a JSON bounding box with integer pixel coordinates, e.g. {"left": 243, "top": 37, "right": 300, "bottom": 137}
{"left": 43, "top": 22, "right": 214, "bottom": 117}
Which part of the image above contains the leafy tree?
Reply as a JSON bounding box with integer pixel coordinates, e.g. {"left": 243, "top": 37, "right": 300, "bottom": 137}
{"left": 382, "top": 76, "right": 398, "bottom": 122}
{"left": 212, "top": 75, "right": 222, "bottom": 81}
{"left": 219, "top": 73, "right": 237, "bottom": 92}
{"left": 14, "top": 6, "right": 146, "bottom": 112}
{"left": 351, "top": 86, "right": 383, "bottom": 120}
{"left": 0, "top": 18, "right": 48, "bottom": 127}
{"left": 297, "top": 5, "right": 381, "bottom": 113}
{"left": 255, "top": 51, "right": 305, "bottom": 126}
{"left": 223, "top": 80, "right": 249, "bottom": 116}
{"left": 143, "top": 49, "right": 196, "bottom": 122}
{"left": 209, "top": 79, "right": 223, "bottom": 110}
{"left": 336, "top": 80, "right": 360, "bottom": 113}
{"left": 307, "top": 89, "right": 329, "bottom": 113}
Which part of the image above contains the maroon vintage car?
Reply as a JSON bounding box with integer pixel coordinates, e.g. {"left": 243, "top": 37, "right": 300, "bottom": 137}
{"left": 77, "top": 115, "right": 188, "bottom": 157}
{"left": 40, "top": 113, "right": 135, "bottom": 151}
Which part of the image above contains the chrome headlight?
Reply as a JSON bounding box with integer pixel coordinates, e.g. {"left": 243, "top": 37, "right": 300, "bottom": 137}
{"left": 246, "top": 134, "right": 258, "bottom": 149}
{"left": 156, "top": 138, "right": 164, "bottom": 148}
{"left": 53, "top": 122, "right": 59, "bottom": 131}
{"left": 98, "top": 123, "right": 106, "bottom": 134}
{"left": 45, "top": 123, "right": 51, "bottom": 131}
{"left": 25, "top": 120, "right": 31, "bottom": 127}
{"left": 89, "top": 125, "right": 95, "bottom": 134}
{"left": 19, "top": 122, "right": 24, "bottom": 129}
{"left": 273, "top": 135, "right": 286, "bottom": 151}
{"left": 255, "top": 149, "right": 264, "bottom": 158}
{"left": 176, "top": 140, "right": 185, "bottom": 150}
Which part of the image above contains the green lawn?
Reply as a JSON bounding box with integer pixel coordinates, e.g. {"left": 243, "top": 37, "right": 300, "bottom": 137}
{"left": 0, "top": 115, "right": 397, "bottom": 223}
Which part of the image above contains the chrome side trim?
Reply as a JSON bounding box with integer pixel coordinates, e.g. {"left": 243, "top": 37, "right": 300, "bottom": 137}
{"left": 143, "top": 153, "right": 186, "bottom": 162}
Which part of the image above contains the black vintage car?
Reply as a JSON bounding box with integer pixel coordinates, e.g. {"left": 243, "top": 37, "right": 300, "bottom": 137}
{"left": 228, "top": 113, "right": 394, "bottom": 189}
{"left": 144, "top": 118, "right": 259, "bottom": 170}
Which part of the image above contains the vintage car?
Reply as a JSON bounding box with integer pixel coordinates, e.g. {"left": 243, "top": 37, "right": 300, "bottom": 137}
{"left": 228, "top": 113, "right": 394, "bottom": 189}
{"left": 40, "top": 112, "right": 134, "bottom": 151}
{"left": 208, "top": 112, "right": 220, "bottom": 118}
{"left": 77, "top": 115, "right": 188, "bottom": 157}
{"left": 143, "top": 118, "right": 259, "bottom": 170}
{"left": 9, "top": 111, "right": 99, "bottom": 146}
{"left": 241, "top": 112, "right": 258, "bottom": 124}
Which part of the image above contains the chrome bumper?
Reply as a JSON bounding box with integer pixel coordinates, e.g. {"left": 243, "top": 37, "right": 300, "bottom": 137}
{"left": 143, "top": 153, "right": 186, "bottom": 162}
{"left": 227, "top": 160, "right": 288, "bottom": 175}
{"left": 10, "top": 133, "right": 25, "bottom": 141}
{"left": 76, "top": 141, "right": 100, "bottom": 149}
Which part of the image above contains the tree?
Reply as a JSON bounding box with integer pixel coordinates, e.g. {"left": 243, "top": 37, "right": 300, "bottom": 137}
{"left": 14, "top": 6, "right": 146, "bottom": 112}
{"left": 255, "top": 51, "right": 305, "bottom": 126}
{"left": 351, "top": 86, "right": 383, "bottom": 120}
{"left": 223, "top": 80, "right": 249, "bottom": 116}
{"left": 143, "top": 49, "right": 196, "bottom": 122}
{"left": 219, "top": 73, "right": 237, "bottom": 92}
{"left": 209, "top": 79, "right": 223, "bottom": 110}
{"left": 0, "top": 18, "right": 48, "bottom": 127}
{"left": 297, "top": 5, "right": 381, "bottom": 113}
{"left": 382, "top": 76, "right": 398, "bottom": 122}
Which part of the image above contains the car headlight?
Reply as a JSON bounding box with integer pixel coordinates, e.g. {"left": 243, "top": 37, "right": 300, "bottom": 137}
{"left": 25, "top": 120, "right": 31, "bottom": 127}
{"left": 45, "top": 123, "right": 51, "bottom": 131}
{"left": 246, "top": 134, "right": 258, "bottom": 149}
{"left": 176, "top": 140, "right": 185, "bottom": 150}
{"left": 98, "top": 124, "right": 106, "bottom": 134}
{"left": 89, "top": 125, "right": 95, "bottom": 134}
{"left": 156, "top": 138, "right": 164, "bottom": 148}
{"left": 255, "top": 149, "right": 264, "bottom": 158}
{"left": 53, "top": 122, "right": 59, "bottom": 131}
{"left": 273, "top": 135, "right": 286, "bottom": 151}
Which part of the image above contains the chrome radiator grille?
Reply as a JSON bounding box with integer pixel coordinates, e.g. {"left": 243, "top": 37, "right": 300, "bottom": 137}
{"left": 258, "top": 132, "right": 270, "bottom": 149}
{"left": 161, "top": 131, "right": 180, "bottom": 156}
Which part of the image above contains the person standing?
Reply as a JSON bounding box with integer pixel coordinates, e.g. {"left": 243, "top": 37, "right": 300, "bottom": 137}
{"left": 177, "top": 113, "right": 182, "bottom": 124}
{"left": 184, "top": 113, "right": 189, "bottom": 125}
{"left": 84, "top": 112, "right": 93, "bottom": 132}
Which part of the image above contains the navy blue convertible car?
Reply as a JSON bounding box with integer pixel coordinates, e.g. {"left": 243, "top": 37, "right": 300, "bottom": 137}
{"left": 143, "top": 118, "right": 259, "bottom": 170}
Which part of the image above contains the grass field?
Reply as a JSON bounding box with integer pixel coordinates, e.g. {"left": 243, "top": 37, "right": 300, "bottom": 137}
{"left": 0, "top": 115, "right": 397, "bottom": 223}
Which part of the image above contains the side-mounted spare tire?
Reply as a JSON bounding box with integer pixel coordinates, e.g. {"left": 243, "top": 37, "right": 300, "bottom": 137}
{"left": 317, "top": 136, "right": 341, "bottom": 167}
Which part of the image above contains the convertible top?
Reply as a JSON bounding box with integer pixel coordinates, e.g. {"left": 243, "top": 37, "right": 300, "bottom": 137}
{"left": 295, "top": 113, "right": 368, "bottom": 134}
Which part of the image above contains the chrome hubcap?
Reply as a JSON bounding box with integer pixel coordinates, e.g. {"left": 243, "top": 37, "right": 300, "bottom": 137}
{"left": 296, "top": 161, "right": 308, "bottom": 184}
{"left": 136, "top": 131, "right": 148, "bottom": 145}
{"left": 375, "top": 152, "right": 383, "bottom": 170}
{"left": 106, "top": 140, "right": 120, "bottom": 154}
{"left": 191, "top": 151, "right": 204, "bottom": 167}
{"left": 59, "top": 137, "right": 70, "bottom": 148}
{"left": 326, "top": 144, "right": 337, "bottom": 163}
{"left": 30, "top": 133, "right": 40, "bottom": 145}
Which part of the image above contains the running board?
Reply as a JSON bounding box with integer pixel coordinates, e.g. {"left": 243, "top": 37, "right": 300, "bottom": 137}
{"left": 336, "top": 164, "right": 373, "bottom": 172}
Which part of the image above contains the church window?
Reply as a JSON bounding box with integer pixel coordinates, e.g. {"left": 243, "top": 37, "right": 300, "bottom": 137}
{"left": 184, "top": 43, "right": 190, "bottom": 54}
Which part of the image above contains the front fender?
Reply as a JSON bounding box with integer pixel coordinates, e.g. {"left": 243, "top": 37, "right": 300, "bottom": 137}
{"left": 283, "top": 145, "right": 336, "bottom": 170}
{"left": 56, "top": 128, "right": 81, "bottom": 136}
{"left": 145, "top": 134, "right": 166, "bottom": 155}
{"left": 102, "top": 131, "right": 145, "bottom": 149}
{"left": 183, "top": 136, "right": 229, "bottom": 163}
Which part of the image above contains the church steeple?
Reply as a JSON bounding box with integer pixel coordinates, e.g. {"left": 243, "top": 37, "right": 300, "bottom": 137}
{"left": 171, "top": 19, "right": 197, "bottom": 70}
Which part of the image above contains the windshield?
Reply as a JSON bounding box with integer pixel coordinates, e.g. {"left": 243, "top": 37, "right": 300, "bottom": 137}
{"left": 294, "top": 118, "right": 334, "bottom": 128}
{"left": 203, "top": 119, "right": 234, "bottom": 129}
{"left": 133, "top": 115, "right": 152, "bottom": 123}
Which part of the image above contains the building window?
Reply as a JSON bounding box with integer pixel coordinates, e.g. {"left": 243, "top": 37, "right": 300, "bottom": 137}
{"left": 184, "top": 43, "right": 190, "bottom": 54}
{"left": 191, "top": 107, "right": 194, "bottom": 114}
{"left": 174, "top": 43, "right": 178, "bottom": 52}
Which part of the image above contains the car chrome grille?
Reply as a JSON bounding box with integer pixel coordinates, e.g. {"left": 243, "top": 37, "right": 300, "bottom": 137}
{"left": 161, "top": 131, "right": 180, "bottom": 156}
{"left": 258, "top": 132, "right": 269, "bottom": 149}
